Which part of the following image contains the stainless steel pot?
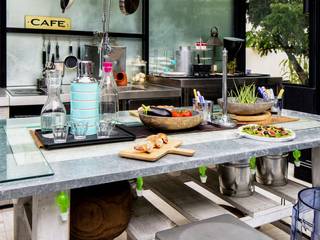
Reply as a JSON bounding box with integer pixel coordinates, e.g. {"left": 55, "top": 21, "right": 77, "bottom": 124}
{"left": 256, "top": 154, "right": 288, "bottom": 186}
{"left": 217, "top": 160, "right": 254, "bottom": 197}
{"left": 176, "top": 46, "right": 192, "bottom": 76}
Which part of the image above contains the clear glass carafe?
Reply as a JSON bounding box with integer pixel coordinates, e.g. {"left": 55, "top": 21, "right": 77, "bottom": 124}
{"left": 100, "top": 62, "right": 119, "bottom": 124}
{"left": 41, "top": 70, "right": 66, "bottom": 135}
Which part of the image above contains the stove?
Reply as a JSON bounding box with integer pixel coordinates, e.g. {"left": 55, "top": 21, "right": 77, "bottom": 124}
{"left": 7, "top": 88, "right": 46, "bottom": 96}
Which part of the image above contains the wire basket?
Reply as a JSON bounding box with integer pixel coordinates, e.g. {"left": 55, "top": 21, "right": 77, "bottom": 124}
{"left": 291, "top": 188, "right": 320, "bottom": 240}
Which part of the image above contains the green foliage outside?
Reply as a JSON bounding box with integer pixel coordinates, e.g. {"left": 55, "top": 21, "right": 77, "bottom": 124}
{"left": 246, "top": 0, "right": 309, "bottom": 84}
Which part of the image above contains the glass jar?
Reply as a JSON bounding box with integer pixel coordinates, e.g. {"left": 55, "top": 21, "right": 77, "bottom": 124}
{"left": 128, "top": 56, "right": 147, "bottom": 85}
{"left": 41, "top": 70, "right": 66, "bottom": 136}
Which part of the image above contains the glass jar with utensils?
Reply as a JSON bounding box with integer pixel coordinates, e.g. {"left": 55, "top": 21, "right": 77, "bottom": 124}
{"left": 192, "top": 89, "right": 213, "bottom": 124}
{"left": 192, "top": 100, "right": 213, "bottom": 124}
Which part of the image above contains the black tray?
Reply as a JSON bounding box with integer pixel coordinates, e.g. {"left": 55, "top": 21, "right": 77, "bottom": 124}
{"left": 35, "top": 125, "right": 136, "bottom": 150}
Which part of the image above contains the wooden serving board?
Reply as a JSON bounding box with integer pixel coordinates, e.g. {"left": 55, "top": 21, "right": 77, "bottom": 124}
{"left": 230, "top": 111, "right": 272, "bottom": 122}
{"left": 119, "top": 139, "right": 195, "bottom": 162}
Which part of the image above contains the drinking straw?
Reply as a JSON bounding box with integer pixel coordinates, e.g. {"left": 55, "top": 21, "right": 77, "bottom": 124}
{"left": 193, "top": 89, "right": 199, "bottom": 102}
{"left": 277, "top": 89, "right": 285, "bottom": 99}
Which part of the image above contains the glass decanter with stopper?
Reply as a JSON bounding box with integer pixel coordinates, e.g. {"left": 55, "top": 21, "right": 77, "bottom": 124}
{"left": 41, "top": 70, "right": 66, "bottom": 136}
{"left": 100, "top": 62, "right": 119, "bottom": 124}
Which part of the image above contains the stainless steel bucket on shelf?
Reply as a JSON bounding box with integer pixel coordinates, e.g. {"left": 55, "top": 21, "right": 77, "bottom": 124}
{"left": 217, "top": 160, "right": 254, "bottom": 197}
{"left": 256, "top": 154, "right": 288, "bottom": 186}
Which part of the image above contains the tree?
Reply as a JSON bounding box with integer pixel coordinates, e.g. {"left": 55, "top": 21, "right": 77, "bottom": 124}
{"left": 246, "top": 0, "right": 309, "bottom": 84}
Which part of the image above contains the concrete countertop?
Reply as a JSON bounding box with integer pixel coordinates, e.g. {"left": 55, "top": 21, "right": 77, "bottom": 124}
{"left": 3, "top": 84, "right": 181, "bottom": 106}
{"left": 0, "top": 110, "right": 320, "bottom": 200}
{"left": 0, "top": 88, "right": 9, "bottom": 107}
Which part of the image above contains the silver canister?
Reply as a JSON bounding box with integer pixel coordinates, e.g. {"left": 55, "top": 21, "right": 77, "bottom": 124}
{"left": 256, "top": 154, "right": 288, "bottom": 186}
{"left": 176, "top": 46, "right": 192, "bottom": 76}
{"left": 217, "top": 160, "right": 254, "bottom": 197}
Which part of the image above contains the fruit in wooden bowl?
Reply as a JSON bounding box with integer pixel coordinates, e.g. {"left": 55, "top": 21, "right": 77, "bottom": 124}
{"left": 218, "top": 97, "right": 274, "bottom": 115}
{"left": 138, "top": 105, "right": 202, "bottom": 130}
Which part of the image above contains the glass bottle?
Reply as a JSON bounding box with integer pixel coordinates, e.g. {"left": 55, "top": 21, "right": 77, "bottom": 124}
{"left": 41, "top": 70, "right": 66, "bottom": 135}
{"left": 100, "top": 62, "right": 119, "bottom": 124}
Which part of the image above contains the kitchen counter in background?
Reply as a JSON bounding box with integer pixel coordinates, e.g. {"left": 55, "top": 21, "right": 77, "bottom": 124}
{"left": 0, "top": 88, "right": 9, "bottom": 107}
{"left": 148, "top": 74, "right": 282, "bottom": 88}
{"left": 4, "top": 84, "right": 181, "bottom": 107}
{"left": 0, "top": 89, "right": 10, "bottom": 119}
{"left": 149, "top": 74, "right": 282, "bottom": 106}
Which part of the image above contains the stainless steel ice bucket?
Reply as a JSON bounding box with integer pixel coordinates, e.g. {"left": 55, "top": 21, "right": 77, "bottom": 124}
{"left": 256, "top": 154, "right": 288, "bottom": 186}
{"left": 217, "top": 160, "right": 254, "bottom": 197}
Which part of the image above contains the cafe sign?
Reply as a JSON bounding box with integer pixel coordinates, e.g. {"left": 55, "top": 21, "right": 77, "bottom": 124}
{"left": 25, "top": 16, "right": 71, "bottom": 30}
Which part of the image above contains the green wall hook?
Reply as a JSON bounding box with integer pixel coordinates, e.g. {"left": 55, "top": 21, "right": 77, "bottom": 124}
{"left": 136, "top": 177, "right": 144, "bottom": 197}
{"left": 249, "top": 157, "right": 256, "bottom": 174}
{"left": 55, "top": 191, "right": 70, "bottom": 222}
{"left": 199, "top": 166, "right": 207, "bottom": 183}
{"left": 293, "top": 149, "right": 301, "bottom": 167}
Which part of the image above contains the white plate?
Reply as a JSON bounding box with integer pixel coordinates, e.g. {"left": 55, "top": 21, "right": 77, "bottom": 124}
{"left": 238, "top": 124, "right": 296, "bottom": 142}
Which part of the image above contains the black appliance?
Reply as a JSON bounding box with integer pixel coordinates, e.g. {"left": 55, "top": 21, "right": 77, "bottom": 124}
{"left": 192, "top": 64, "right": 211, "bottom": 77}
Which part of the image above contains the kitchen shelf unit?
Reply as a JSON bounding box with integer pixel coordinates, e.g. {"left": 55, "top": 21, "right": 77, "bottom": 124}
{"left": 0, "top": 0, "right": 150, "bottom": 88}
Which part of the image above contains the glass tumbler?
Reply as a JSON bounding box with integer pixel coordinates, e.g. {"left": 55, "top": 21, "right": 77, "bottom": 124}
{"left": 53, "top": 125, "right": 69, "bottom": 143}
{"left": 193, "top": 99, "right": 213, "bottom": 124}
{"left": 96, "top": 120, "right": 114, "bottom": 139}
{"left": 71, "top": 121, "right": 88, "bottom": 140}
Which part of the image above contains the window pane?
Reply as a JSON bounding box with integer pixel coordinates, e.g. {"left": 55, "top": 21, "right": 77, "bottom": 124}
{"left": 246, "top": 0, "right": 309, "bottom": 85}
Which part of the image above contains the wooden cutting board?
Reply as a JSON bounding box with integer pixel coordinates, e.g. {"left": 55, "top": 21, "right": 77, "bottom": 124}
{"left": 230, "top": 111, "right": 272, "bottom": 122}
{"left": 119, "top": 139, "right": 195, "bottom": 162}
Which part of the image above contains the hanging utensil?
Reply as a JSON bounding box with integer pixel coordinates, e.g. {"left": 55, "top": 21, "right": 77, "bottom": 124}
{"left": 77, "top": 39, "right": 81, "bottom": 60}
{"left": 119, "top": 0, "right": 140, "bottom": 15}
{"left": 55, "top": 39, "right": 60, "bottom": 61}
{"left": 42, "top": 37, "right": 46, "bottom": 70}
{"left": 60, "top": 0, "right": 75, "bottom": 13}
{"left": 64, "top": 42, "right": 78, "bottom": 69}
{"left": 47, "top": 38, "right": 51, "bottom": 63}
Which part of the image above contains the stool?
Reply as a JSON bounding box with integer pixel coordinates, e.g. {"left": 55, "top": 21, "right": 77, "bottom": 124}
{"left": 155, "top": 214, "right": 271, "bottom": 240}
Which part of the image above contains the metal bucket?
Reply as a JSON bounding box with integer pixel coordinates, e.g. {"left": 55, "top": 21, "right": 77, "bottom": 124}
{"left": 256, "top": 154, "right": 288, "bottom": 186}
{"left": 217, "top": 160, "right": 254, "bottom": 197}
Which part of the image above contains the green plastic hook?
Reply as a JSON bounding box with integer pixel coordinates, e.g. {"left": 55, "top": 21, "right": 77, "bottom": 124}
{"left": 249, "top": 157, "right": 257, "bottom": 174}
{"left": 55, "top": 191, "right": 70, "bottom": 214}
{"left": 136, "top": 177, "right": 144, "bottom": 191}
{"left": 199, "top": 166, "right": 207, "bottom": 177}
{"left": 249, "top": 157, "right": 256, "bottom": 170}
{"left": 293, "top": 149, "right": 301, "bottom": 167}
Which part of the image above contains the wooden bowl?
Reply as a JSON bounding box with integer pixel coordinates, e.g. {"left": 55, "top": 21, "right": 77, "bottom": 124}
{"left": 138, "top": 110, "right": 202, "bottom": 131}
{"left": 218, "top": 97, "right": 274, "bottom": 115}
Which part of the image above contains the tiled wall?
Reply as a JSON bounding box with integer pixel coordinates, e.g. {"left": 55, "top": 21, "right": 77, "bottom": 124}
{"left": 6, "top": 0, "right": 233, "bottom": 86}
{"left": 6, "top": 0, "right": 142, "bottom": 86}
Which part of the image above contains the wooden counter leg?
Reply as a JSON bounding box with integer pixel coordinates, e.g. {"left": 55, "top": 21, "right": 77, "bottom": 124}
{"left": 14, "top": 197, "right": 32, "bottom": 240}
{"left": 312, "top": 147, "right": 320, "bottom": 187}
{"left": 32, "top": 191, "right": 70, "bottom": 240}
